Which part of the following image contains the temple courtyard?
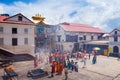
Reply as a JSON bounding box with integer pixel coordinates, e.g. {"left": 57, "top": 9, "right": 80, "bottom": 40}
{"left": 0, "top": 55, "right": 120, "bottom": 80}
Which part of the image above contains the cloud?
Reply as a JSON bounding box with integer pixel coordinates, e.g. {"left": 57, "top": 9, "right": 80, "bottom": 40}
{"left": 69, "top": 11, "right": 77, "bottom": 17}
{"left": 0, "top": 0, "right": 120, "bottom": 32}
{"left": 0, "top": 5, "right": 4, "bottom": 13}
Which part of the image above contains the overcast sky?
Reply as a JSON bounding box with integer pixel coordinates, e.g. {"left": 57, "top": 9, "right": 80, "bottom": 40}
{"left": 0, "top": 0, "right": 120, "bottom": 32}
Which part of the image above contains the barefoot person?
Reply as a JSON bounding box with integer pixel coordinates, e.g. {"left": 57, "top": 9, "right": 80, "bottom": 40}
{"left": 50, "top": 61, "right": 55, "bottom": 77}
{"left": 92, "top": 54, "right": 97, "bottom": 64}
{"left": 64, "top": 66, "right": 68, "bottom": 80}
{"left": 58, "top": 62, "right": 64, "bottom": 75}
{"left": 82, "top": 51, "right": 87, "bottom": 68}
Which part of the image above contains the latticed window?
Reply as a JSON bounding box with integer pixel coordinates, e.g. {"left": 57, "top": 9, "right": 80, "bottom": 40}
{"left": 18, "top": 16, "right": 22, "bottom": 21}
{"left": 114, "top": 31, "right": 117, "bottom": 35}
{"left": 79, "top": 37, "right": 83, "bottom": 41}
{"left": 24, "top": 38, "right": 28, "bottom": 45}
{"left": 12, "top": 28, "right": 17, "bottom": 34}
{"left": 66, "top": 35, "right": 78, "bottom": 42}
{"left": 0, "top": 27, "right": 3, "bottom": 33}
{"left": 83, "top": 35, "right": 86, "bottom": 40}
{"left": 57, "top": 35, "right": 61, "bottom": 42}
{"left": 114, "top": 36, "right": 118, "bottom": 42}
{"left": 24, "top": 28, "right": 28, "bottom": 34}
{"left": 0, "top": 38, "right": 3, "bottom": 45}
{"left": 66, "top": 35, "right": 70, "bottom": 42}
{"left": 12, "top": 38, "right": 17, "bottom": 46}
{"left": 91, "top": 36, "right": 94, "bottom": 40}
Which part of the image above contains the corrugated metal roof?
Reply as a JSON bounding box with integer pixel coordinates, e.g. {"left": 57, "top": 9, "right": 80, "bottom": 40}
{"left": 60, "top": 22, "right": 105, "bottom": 33}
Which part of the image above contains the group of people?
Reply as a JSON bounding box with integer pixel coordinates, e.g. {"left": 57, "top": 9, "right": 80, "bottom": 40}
{"left": 50, "top": 51, "right": 97, "bottom": 77}
{"left": 73, "top": 50, "right": 97, "bottom": 68}
{"left": 49, "top": 51, "right": 79, "bottom": 80}
{"left": 34, "top": 49, "right": 97, "bottom": 80}
{"left": 72, "top": 51, "right": 87, "bottom": 68}
{"left": 50, "top": 61, "right": 64, "bottom": 77}
{"left": 50, "top": 61, "right": 69, "bottom": 80}
{"left": 67, "top": 60, "right": 78, "bottom": 72}
{"left": 49, "top": 52, "right": 69, "bottom": 80}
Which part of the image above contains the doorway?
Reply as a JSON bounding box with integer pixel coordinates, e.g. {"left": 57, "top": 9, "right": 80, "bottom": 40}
{"left": 113, "top": 46, "right": 119, "bottom": 53}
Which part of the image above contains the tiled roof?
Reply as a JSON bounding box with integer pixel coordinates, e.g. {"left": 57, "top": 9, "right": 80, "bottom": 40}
{"left": 110, "top": 28, "right": 120, "bottom": 34}
{"left": 117, "top": 28, "right": 120, "bottom": 31}
{"left": 0, "top": 16, "right": 8, "bottom": 21}
{"left": 60, "top": 22, "right": 105, "bottom": 33}
{"left": 0, "top": 15, "right": 34, "bottom": 25}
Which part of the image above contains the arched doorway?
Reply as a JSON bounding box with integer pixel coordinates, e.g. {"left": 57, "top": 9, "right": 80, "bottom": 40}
{"left": 113, "top": 46, "right": 119, "bottom": 53}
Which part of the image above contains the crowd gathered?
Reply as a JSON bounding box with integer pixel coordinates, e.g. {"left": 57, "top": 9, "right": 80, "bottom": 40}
{"left": 2, "top": 49, "right": 98, "bottom": 80}
{"left": 48, "top": 50, "right": 97, "bottom": 80}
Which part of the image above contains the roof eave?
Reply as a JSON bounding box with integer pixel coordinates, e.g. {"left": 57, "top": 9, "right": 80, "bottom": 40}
{"left": 0, "top": 21, "right": 35, "bottom": 26}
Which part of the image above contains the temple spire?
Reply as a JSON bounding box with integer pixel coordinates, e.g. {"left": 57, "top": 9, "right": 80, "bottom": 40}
{"left": 32, "top": 14, "right": 45, "bottom": 23}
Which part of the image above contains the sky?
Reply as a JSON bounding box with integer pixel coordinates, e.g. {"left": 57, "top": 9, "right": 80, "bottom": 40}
{"left": 0, "top": 0, "right": 120, "bottom": 32}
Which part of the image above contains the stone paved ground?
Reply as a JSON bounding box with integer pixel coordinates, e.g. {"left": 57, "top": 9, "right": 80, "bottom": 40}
{"left": 0, "top": 55, "right": 120, "bottom": 80}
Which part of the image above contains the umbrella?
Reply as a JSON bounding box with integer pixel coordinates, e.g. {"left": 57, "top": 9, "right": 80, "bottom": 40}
{"left": 93, "top": 47, "right": 100, "bottom": 50}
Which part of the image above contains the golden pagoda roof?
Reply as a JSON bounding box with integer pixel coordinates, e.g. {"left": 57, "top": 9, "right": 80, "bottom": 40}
{"left": 32, "top": 14, "right": 45, "bottom": 24}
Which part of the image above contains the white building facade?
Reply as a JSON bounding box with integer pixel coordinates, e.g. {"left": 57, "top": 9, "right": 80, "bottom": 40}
{"left": 53, "top": 22, "right": 105, "bottom": 53}
{"left": 109, "top": 28, "right": 120, "bottom": 56}
{"left": 0, "top": 13, "right": 35, "bottom": 55}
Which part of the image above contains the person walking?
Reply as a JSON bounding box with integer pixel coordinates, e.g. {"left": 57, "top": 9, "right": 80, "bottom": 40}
{"left": 92, "top": 54, "right": 97, "bottom": 64}
{"left": 117, "top": 54, "right": 120, "bottom": 61}
{"left": 57, "top": 62, "right": 63, "bottom": 75}
{"left": 67, "top": 60, "right": 71, "bottom": 70}
{"left": 82, "top": 51, "right": 87, "bottom": 68}
{"left": 81, "top": 51, "right": 85, "bottom": 62}
{"left": 64, "top": 66, "right": 68, "bottom": 80}
{"left": 88, "top": 51, "right": 91, "bottom": 60}
{"left": 71, "top": 60, "right": 74, "bottom": 71}
{"left": 74, "top": 62, "right": 78, "bottom": 72}
{"left": 50, "top": 61, "right": 55, "bottom": 77}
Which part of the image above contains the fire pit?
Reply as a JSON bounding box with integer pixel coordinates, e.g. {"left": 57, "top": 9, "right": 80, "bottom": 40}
{"left": 27, "top": 69, "right": 49, "bottom": 79}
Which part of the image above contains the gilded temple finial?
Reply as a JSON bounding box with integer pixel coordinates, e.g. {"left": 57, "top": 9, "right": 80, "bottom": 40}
{"left": 32, "top": 14, "right": 45, "bottom": 23}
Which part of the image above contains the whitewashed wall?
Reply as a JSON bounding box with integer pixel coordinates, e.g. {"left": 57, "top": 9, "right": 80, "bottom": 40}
{"left": 109, "top": 29, "right": 120, "bottom": 54}
{"left": 54, "top": 26, "right": 103, "bottom": 53}
{"left": 0, "top": 23, "right": 35, "bottom": 54}
{"left": 7, "top": 14, "right": 31, "bottom": 22}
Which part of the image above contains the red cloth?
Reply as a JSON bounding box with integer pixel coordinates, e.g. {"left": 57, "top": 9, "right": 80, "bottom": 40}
{"left": 34, "top": 59, "right": 38, "bottom": 68}
{"left": 51, "top": 62, "right": 55, "bottom": 73}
